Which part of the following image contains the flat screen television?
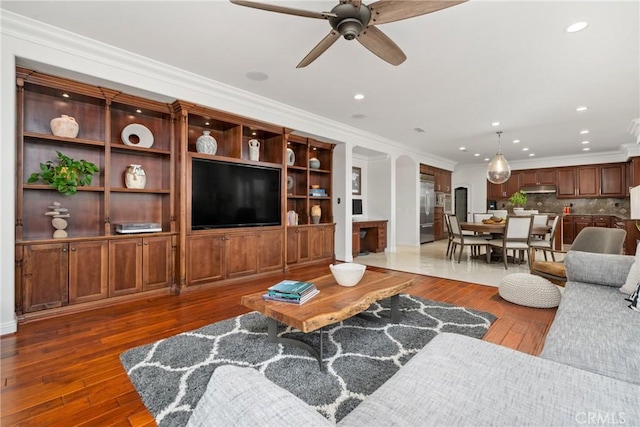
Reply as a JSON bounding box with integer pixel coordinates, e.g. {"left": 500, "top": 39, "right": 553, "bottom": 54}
{"left": 192, "top": 158, "right": 281, "bottom": 229}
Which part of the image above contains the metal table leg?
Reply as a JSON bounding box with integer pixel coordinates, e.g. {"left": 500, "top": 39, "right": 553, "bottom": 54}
{"left": 267, "top": 317, "right": 324, "bottom": 371}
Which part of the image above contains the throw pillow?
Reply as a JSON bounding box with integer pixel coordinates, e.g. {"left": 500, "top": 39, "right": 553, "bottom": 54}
{"left": 621, "top": 255, "right": 640, "bottom": 294}
{"left": 626, "top": 282, "right": 639, "bottom": 312}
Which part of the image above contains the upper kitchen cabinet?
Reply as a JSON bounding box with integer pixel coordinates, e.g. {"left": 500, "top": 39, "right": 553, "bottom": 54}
{"left": 576, "top": 166, "right": 599, "bottom": 197}
{"left": 600, "top": 164, "right": 626, "bottom": 197}
{"left": 556, "top": 167, "right": 577, "bottom": 198}
{"left": 522, "top": 169, "right": 556, "bottom": 186}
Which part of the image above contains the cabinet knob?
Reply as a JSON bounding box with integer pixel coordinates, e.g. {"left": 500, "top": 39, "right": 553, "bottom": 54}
{"left": 71, "top": 247, "right": 76, "bottom": 252}
{"left": 137, "top": 242, "right": 142, "bottom": 246}
{"left": 144, "top": 242, "right": 149, "bottom": 245}
{"left": 62, "top": 248, "right": 67, "bottom": 252}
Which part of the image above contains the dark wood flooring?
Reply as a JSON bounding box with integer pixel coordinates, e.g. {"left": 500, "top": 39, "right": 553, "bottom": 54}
{"left": 1, "top": 264, "right": 557, "bottom": 426}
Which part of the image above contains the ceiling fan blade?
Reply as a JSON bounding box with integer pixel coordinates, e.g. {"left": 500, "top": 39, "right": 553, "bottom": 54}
{"left": 230, "top": 0, "right": 337, "bottom": 19}
{"left": 297, "top": 31, "right": 341, "bottom": 68}
{"left": 368, "top": 0, "right": 466, "bottom": 25}
{"left": 357, "top": 25, "right": 406, "bottom": 66}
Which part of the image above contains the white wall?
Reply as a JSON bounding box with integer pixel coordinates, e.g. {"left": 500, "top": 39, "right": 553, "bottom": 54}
{"left": 396, "top": 156, "right": 418, "bottom": 246}
{"left": 332, "top": 143, "right": 350, "bottom": 262}
{"left": 452, "top": 164, "right": 488, "bottom": 217}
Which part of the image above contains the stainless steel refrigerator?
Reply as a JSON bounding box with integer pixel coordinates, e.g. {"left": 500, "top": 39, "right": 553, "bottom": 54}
{"left": 420, "top": 174, "right": 435, "bottom": 243}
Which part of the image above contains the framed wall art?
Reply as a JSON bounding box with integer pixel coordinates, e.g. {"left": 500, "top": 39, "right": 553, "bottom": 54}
{"left": 352, "top": 167, "right": 362, "bottom": 195}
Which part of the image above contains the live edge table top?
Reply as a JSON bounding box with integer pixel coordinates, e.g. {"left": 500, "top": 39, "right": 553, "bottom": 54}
{"left": 241, "top": 270, "right": 416, "bottom": 334}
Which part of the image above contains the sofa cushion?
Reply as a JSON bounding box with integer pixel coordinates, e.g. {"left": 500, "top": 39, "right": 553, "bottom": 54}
{"left": 340, "top": 333, "right": 640, "bottom": 427}
{"left": 564, "top": 251, "right": 634, "bottom": 287}
{"left": 540, "top": 281, "right": 640, "bottom": 384}
{"left": 186, "top": 365, "right": 332, "bottom": 427}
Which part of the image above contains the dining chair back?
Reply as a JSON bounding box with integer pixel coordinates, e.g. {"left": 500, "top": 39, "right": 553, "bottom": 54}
{"left": 530, "top": 215, "right": 560, "bottom": 260}
{"left": 487, "top": 215, "right": 534, "bottom": 269}
{"left": 447, "top": 214, "right": 490, "bottom": 263}
{"left": 473, "top": 213, "right": 494, "bottom": 223}
{"left": 533, "top": 214, "right": 549, "bottom": 226}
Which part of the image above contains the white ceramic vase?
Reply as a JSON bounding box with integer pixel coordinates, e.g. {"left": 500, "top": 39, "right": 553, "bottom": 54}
{"left": 311, "top": 205, "right": 321, "bottom": 224}
{"left": 50, "top": 115, "right": 79, "bottom": 138}
{"left": 196, "top": 131, "right": 217, "bottom": 155}
{"left": 125, "top": 164, "right": 146, "bottom": 189}
{"left": 309, "top": 157, "right": 321, "bottom": 169}
{"left": 286, "top": 148, "right": 295, "bottom": 166}
{"left": 248, "top": 139, "right": 260, "bottom": 161}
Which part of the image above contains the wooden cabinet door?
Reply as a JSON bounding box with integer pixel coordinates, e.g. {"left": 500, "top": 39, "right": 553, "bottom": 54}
{"left": 109, "top": 238, "right": 142, "bottom": 297}
{"left": 593, "top": 216, "right": 612, "bottom": 228}
{"left": 504, "top": 172, "right": 522, "bottom": 198}
{"left": 434, "top": 207, "right": 444, "bottom": 240}
{"left": 69, "top": 240, "right": 108, "bottom": 304}
{"left": 22, "top": 243, "right": 69, "bottom": 313}
{"left": 310, "top": 226, "right": 334, "bottom": 260}
{"left": 576, "top": 166, "right": 599, "bottom": 197}
{"left": 322, "top": 225, "right": 335, "bottom": 259}
{"left": 487, "top": 182, "right": 504, "bottom": 199}
{"left": 142, "top": 236, "right": 172, "bottom": 291}
{"left": 574, "top": 216, "right": 593, "bottom": 239}
{"left": 225, "top": 231, "right": 257, "bottom": 278}
{"left": 557, "top": 168, "right": 576, "bottom": 198}
{"left": 521, "top": 170, "right": 538, "bottom": 186}
{"left": 537, "top": 169, "right": 556, "bottom": 185}
{"left": 188, "top": 235, "right": 224, "bottom": 285}
{"left": 600, "top": 164, "right": 625, "bottom": 197}
{"left": 257, "top": 230, "right": 283, "bottom": 273}
{"left": 443, "top": 171, "right": 452, "bottom": 192}
{"left": 287, "top": 227, "right": 311, "bottom": 264}
{"left": 562, "top": 217, "right": 574, "bottom": 244}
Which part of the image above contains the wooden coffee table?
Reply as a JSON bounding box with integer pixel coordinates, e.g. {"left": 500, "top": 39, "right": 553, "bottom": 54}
{"left": 241, "top": 270, "right": 415, "bottom": 370}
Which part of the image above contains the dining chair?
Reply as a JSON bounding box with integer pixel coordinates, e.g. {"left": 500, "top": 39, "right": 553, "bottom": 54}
{"left": 529, "top": 216, "right": 559, "bottom": 260}
{"left": 530, "top": 227, "right": 627, "bottom": 285}
{"left": 447, "top": 214, "right": 490, "bottom": 263}
{"left": 486, "top": 215, "right": 534, "bottom": 269}
{"left": 444, "top": 213, "right": 454, "bottom": 258}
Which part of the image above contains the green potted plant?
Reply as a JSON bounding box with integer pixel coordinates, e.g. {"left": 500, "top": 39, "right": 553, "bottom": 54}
{"left": 509, "top": 190, "right": 527, "bottom": 211}
{"left": 28, "top": 151, "right": 99, "bottom": 195}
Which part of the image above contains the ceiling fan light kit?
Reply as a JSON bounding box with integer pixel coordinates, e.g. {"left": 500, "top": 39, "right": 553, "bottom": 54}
{"left": 230, "top": 0, "right": 466, "bottom": 67}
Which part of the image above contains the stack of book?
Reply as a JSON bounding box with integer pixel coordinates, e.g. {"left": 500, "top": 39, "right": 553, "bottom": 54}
{"left": 263, "top": 280, "right": 319, "bottom": 305}
{"left": 309, "top": 188, "right": 327, "bottom": 197}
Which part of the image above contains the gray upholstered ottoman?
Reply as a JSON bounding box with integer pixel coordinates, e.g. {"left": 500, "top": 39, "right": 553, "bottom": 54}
{"left": 499, "top": 273, "right": 561, "bottom": 308}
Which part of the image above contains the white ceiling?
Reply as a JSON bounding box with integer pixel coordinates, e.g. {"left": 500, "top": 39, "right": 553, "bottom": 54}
{"left": 3, "top": 0, "right": 639, "bottom": 166}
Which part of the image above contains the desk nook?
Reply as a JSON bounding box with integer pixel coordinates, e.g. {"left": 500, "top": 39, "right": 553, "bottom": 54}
{"left": 352, "top": 220, "right": 388, "bottom": 257}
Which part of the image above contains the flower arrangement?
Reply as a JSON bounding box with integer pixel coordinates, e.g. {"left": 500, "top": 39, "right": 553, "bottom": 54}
{"left": 509, "top": 190, "right": 527, "bottom": 207}
{"left": 28, "top": 151, "right": 99, "bottom": 195}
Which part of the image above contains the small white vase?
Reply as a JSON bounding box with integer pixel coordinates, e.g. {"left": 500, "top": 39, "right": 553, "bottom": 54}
{"left": 248, "top": 139, "right": 260, "bottom": 161}
{"left": 286, "top": 148, "right": 295, "bottom": 166}
{"left": 125, "top": 164, "right": 146, "bottom": 189}
{"left": 309, "top": 157, "right": 321, "bottom": 169}
{"left": 196, "top": 131, "right": 217, "bottom": 155}
{"left": 50, "top": 115, "right": 79, "bottom": 138}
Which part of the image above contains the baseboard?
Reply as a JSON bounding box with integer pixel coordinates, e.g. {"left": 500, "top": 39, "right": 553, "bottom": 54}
{"left": 1, "top": 315, "right": 18, "bottom": 336}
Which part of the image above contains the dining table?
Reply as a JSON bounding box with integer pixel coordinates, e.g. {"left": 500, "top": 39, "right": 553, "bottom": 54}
{"left": 460, "top": 222, "right": 551, "bottom": 236}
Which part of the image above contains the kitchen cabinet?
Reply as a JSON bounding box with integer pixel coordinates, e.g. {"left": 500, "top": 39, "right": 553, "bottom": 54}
{"left": 256, "top": 229, "right": 284, "bottom": 273}
{"left": 435, "top": 169, "right": 451, "bottom": 192}
{"left": 573, "top": 215, "right": 594, "bottom": 239}
{"left": 310, "top": 225, "right": 335, "bottom": 261}
{"left": 562, "top": 216, "right": 574, "bottom": 244}
{"left": 600, "top": 164, "right": 626, "bottom": 197}
{"left": 576, "top": 166, "right": 599, "bottom": 197}
{"left": 288, "top": 227, "right": 311, "bottom": 264}
{"left": 522, "top": 169, "right": 556, "bottom": 186}
{"left": 487, "top": 181, "right": 504, "bottom": 199}
{"left": 434, "top": 207, "right": 445, "bottom": 240}
{"left": 593, "top": 216, "right": 613, "bottom": 228}
{"left": 504, "top": 172, "right": 522, "bottom": 198}
{"left": 562, "top": 215, "right": 618, "bottom": 244}
{"left": 556, "top": 167, "right": 577, "bottom": 198}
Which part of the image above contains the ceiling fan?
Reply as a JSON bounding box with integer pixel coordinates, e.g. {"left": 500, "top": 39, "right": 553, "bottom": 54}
{"left": 230, "top": 0, "right": 466, "bottom": 68}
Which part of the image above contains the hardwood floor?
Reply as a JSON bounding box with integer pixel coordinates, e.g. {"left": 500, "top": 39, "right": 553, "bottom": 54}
{"left": 1, "top": 264, "right": 557, "bottom": 426}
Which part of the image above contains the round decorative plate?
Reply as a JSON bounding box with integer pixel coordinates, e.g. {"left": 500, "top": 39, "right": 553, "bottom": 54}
{"left": 287, "top": 175, "right": 294, "bottom": 191}
{"left": 121, "top": 123, "right": 154, "bottom": 148}
{"left": 286, "top": 148, "right": 295, "bottom": 166}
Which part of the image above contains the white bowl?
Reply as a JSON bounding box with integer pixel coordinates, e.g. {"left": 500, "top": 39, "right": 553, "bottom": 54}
{"left": 330, "top": 263, "right": 366, "bottom": 287}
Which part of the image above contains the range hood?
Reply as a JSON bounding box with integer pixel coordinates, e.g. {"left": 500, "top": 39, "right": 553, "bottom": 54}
{"left": 520, "top": 185, "right": 557, "bottom": 194}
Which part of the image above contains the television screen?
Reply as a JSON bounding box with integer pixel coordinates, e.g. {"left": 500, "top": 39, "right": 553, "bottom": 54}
{"left": 353, "top": 199, "right": 363, "bottom": 215}
{"left": 192, "top": 158, "right": 281, "bottom": 229}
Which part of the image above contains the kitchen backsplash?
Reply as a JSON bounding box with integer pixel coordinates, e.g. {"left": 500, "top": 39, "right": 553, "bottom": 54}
{"left": 498, "top": 194, "right": 630, "bottom": 217}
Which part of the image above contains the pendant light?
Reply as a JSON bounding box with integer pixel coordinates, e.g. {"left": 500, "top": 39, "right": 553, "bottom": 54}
{"left": 487, "top": 131, "right": 511, "bottom": 184}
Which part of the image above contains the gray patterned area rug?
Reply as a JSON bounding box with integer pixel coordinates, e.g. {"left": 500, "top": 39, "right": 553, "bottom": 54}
{"left": 120, "top": 294, "right": 496, "bottom": 426}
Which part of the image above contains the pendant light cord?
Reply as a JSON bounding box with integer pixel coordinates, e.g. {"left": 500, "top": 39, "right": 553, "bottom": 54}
{"left": 496, "top": 131, "right": 503, "bottom": 154}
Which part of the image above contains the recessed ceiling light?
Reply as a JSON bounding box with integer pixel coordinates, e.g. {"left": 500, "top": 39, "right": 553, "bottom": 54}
{"left": 581, "top": 140, "right": 590, "bottom": 144}
{"left": 484, "top": 158, "right": 490, "bottom": 162}
{"left": 459, "top": 147, "right": 466, "bottom": 151}
{"left": 354, "top": 93, "right": 365, "bottom": 100}
{"left": 205, "top": 122, "right": 210, "bottom": 126}
{"left": 62, "top": 93, "right": 70, "bottom": 98}
{"left": 522, "top": 147, "right": 529, "bottom": 151}
{"left": 580, "top": 130, "right": 590, "bottom": 134}
{"left": 491, "top": 121, "right": 500, "bottom": 127}
{"left": 529, "top": 153, "right": 535, "bottom": 157}
{"left": 566, "top": 22, "right": 588, "bottom": 33}
{"left": 252, "top": 132, "right": 257, "bottom": 136}
{"left": 136, "top": 109, "right": 142, "bottom": 113}
{"left": 474, "top": 153, "right": 480, "bottom": 157}
{"left": 576, "top": 106, "right": 588, "bottom": 112}
{"left": 512, "top": 139, "right": 520, "bottom": 144}
{"left": 583, "top": 147, "right": 591, "bottom": 151}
